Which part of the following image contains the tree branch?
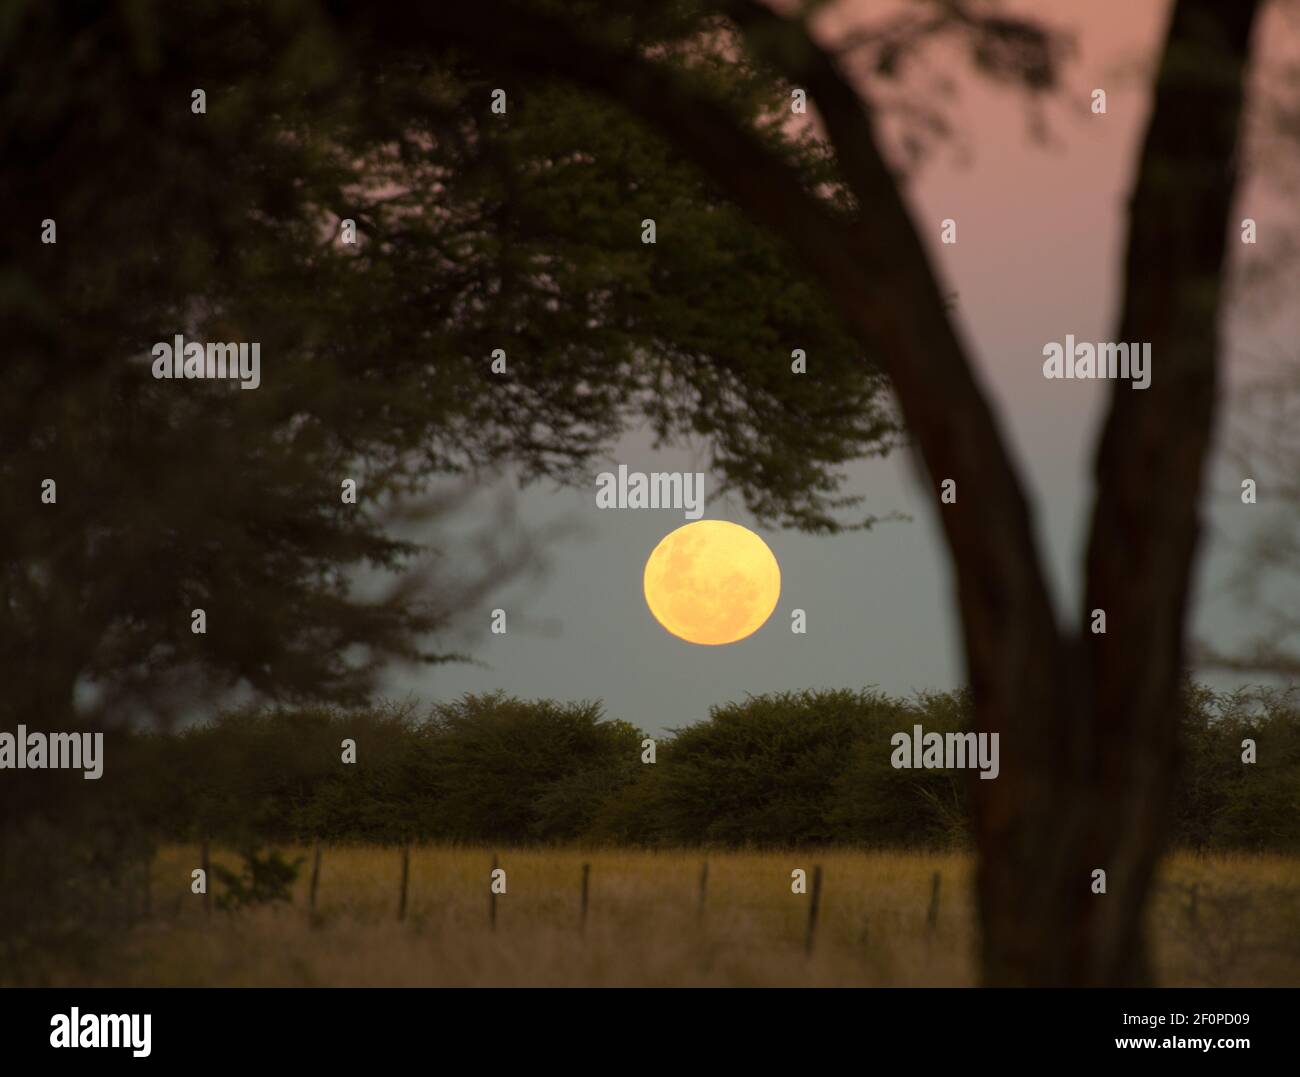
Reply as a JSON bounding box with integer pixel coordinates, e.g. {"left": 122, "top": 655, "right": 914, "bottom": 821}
{"left": 1084, "top": 0, "right": 1263, "bottom": 725}
{"left": 333, "top": 0, "right": 1065, "bottom": 740}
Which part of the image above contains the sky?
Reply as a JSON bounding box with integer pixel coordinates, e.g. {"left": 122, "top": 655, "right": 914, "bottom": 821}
{"left": 385, "top": 0, "right": 1299, "bottom": 735}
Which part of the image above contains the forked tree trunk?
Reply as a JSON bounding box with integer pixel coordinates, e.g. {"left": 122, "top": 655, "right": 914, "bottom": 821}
{"left": 975, "top": 0, "right": 1262, "bottom": 985}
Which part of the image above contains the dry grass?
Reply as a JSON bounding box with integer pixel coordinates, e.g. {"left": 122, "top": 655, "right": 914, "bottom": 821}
{"left": 75, "top": 845, "right": 1300, "bottom": 987}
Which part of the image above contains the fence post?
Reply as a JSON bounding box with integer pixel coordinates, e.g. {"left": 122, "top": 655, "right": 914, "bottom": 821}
{"left": 697, "top": 861, "right": 709, "bottom": 924}
{"left": 200, "top": 838, "right": 211, "bottom": 918}
{"left": 580, "top": 862, "right": 590, "bottom": 935}
{"left": 309, "top": 844, "right": 322, "bottom": 913}
{"left": 805, "top": 864, "right": 823, "bottom": 957}
{"left": 927, "top": 870, "right": 941, "bottom": 931}
{"left": 398, "top": 845, "right": 410, "bottom": 921}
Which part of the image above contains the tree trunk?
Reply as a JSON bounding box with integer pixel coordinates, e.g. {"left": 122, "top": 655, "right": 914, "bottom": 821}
{"left": 977, "top": 0, "right": 1263, "bottom": 986}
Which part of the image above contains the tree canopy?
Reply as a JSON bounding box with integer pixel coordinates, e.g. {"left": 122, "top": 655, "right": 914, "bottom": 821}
{"left": 3, "top": 1, "right": 898, "bottom": 729}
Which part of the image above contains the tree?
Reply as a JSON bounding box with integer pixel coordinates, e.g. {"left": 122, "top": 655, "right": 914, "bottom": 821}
{"left": 333, "top": 0, "right": 1266, "bottom": 984}
{"left": 1, "top": 1, "right": 897, "bottom": 733}
{"left": 1, "top": 1, "right": 898, "bottom": 978}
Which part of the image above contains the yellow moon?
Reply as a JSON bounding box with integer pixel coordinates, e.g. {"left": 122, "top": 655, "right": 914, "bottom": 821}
{"left": 642, "top": 520, "right": 781, "bottom": 645}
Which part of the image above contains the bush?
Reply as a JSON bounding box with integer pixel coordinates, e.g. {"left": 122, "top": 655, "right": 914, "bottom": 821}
{"left": 213, "top": 846, "right": 304, "bottom": 912}
{"left": 113, "top": 684, "right": 1300, "bottom": 852}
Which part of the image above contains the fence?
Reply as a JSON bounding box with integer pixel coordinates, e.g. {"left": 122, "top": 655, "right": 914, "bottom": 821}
{"left": 151, "top": 845, "right": 958, "bottom": 957}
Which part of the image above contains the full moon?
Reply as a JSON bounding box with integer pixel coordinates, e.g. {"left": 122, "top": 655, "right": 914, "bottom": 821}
{"left": 642, "top": 520, "right": 781, "bottom": 645}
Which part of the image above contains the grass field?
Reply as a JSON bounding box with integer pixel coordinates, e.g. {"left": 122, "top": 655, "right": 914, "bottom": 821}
{"left": 82, "top": 846, "right": 1300, "bottom": 987}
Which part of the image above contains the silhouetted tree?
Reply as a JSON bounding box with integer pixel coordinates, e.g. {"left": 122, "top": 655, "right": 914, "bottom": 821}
{"left": 2, "top": 2, "right": 898, "bottom": 731}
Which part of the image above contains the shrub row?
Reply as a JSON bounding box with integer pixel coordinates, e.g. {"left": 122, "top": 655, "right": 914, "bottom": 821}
{"left": 105, "top": 684, "right": 1300, "bottom": 850}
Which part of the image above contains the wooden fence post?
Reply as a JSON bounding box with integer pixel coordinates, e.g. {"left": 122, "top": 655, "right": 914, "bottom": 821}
{"left": 580, "top": 862, "right": 590, "bottom": 935}
{"left": 805, "top": 864, "right": 823, "bottom": 957}
{"left": 398, "top": 845, "right": 410, "bottom": 921}
{"left": 309, "top": 844, "right": 322, "bottom": 913}
{"left": 926, "top": 870, "right": 941, "bottom": 931}
{"left": 697, "top": 860, "right": 709, "bottom": 924}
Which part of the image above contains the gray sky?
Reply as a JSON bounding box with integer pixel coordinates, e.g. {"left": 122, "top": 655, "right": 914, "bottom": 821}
{"left": 385, "top": 0, "right": 1298, "bottom": 735}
